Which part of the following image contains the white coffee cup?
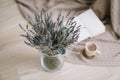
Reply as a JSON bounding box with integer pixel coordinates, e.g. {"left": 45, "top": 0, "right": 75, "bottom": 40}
{"left": 85, "top": 42, "right": 101, "bottom": 57}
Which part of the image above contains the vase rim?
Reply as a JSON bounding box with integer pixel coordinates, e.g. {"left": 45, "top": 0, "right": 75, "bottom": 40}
{"left": 40, "top": 51, "right": 63, "bottom": 57}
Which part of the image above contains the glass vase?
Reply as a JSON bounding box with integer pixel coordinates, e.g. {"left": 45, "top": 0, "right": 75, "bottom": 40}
{"left": 40, "top": 50, "right": 64, "bottom": 72}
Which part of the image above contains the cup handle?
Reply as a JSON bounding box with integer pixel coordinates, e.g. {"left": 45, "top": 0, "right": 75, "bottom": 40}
{"left": 96, "top": 50, "right": 101, "bottom": 55}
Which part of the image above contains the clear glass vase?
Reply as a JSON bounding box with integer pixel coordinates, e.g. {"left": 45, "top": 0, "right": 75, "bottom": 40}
{"left": 40, "top": 50, "right": 64, "bottom": 72}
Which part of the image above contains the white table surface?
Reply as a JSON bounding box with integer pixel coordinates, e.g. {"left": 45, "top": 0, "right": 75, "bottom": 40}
{"left": 0, "top": 0, "right": 120, "bottom": 80}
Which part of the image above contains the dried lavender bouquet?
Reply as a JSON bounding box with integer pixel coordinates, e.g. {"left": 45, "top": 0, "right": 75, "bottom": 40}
{"left": 20, "top": 12, "right": 81, "bottom": 55}
{"left": 19, "top": 12, "right": 81, "bottom": 71}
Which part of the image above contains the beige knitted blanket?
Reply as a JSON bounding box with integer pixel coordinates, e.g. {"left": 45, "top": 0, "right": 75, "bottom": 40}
{"left": 16, "top": 0, "right": 120, "bottom": 66}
